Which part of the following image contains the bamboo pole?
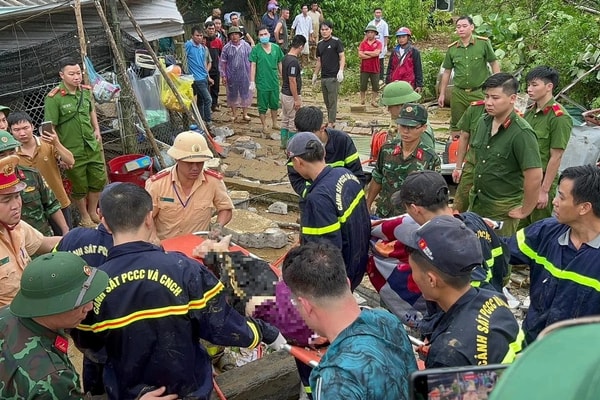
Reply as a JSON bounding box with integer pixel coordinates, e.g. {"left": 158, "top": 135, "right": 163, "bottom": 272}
{"left": 73, "top": 0, "right": 89, "bottom": 84}
{"left": 93, "top": 0, "right": 165, "bottom": 168}
{"left": 117, "top": 0, "right": 223, "bottom": 157}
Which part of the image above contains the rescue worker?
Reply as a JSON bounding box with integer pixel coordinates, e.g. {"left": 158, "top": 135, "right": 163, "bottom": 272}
{"left": 0, "top": 155, "right": 61, "bottom": 307}
{"left": 0, "top": 251, "right": 176, "bottom": 400}
{"left": 72, "top": 183, "right": 286, "bottom": 400}
{"left": 145, "top": 131, "right": 233, "bottom": 240}
{"left": 398, "top": 215, "right": 523, "bottom": 368}
{"left": 394, "top": 170, "right": 508, "bottom": 292}
{"left": 451, "top": 99, "right": 486, "bottom": 212}
{"left": 437, "top": 16, "right": 500, "bottom": 142}
{"left": 467, "top": 73, "right": 542, "bottom": 237}
{"left": 367, "top": 103, "right": 441, "bottom": 218}
{"left": 520, "top": 66, "right": 572, "bottom": 227}
{"left": 44, "top": 57, "right": 108, "bottom": 228}
{"left": 55, "top": 182, "right": 118, "bottom": 396}
{"left": 386, "top": 27, "right": 423, "bottom": 92}
{"left": 286, "top": 131, "right": 370, "bottom": 291}
{"left": 0, "top": 130, "right": 67, "bottom": 236}
{"left": 282, "top": 242, "right": 417, "bottom": 399}
{"left": 506, "top": 165, "right": 600, "bottom": 343}
{"left": 288, "top": 106, "right": 366, "bottom": 200}
{"left": 372, "top": 81, "right": 435, "bottom": 163}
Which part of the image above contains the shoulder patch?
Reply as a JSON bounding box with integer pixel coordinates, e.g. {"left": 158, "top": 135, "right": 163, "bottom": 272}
{"left": 551, "top": 103, "right": 564, "bottom": 117}
{"left": 476, "top": 36, "right": 490, "bottom": 41}
{"left": 470, "top": 100, "right": 485, "bottom": 106}
{"left": 204, "top": 169, "right": 223, "bottom": 180}
{"left": 47, "top": 87, "right": 60, "bottom": 97}
{"left": 150, "top": 169, "right": 170, "bottom": 181}
{"left": 448, "top": 40, "right": 458, "bottom": 48}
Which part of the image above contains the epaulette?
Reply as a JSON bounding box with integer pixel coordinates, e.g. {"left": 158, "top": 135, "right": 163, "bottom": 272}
{"left": 448, "top": 41, "right": 458, "bottom": 48}
{"left": 47, "top": 87, "right": 61, "bottom": 98}
{"left": 551, "top": 103, "right": 564, "bottom": 117}
{"left": 476, "top": 36, "right": 490, "bottom": 41}
{"left": 204, "top": 169, "right": 223, "bottom": 180}
{"left": 81, "top": 84, "right": 92, "bottom": 90}
{"left": 149, "top": 169, "right": 170, "bottom": 181}
{"left": 470, "top": 100, "right": 485, "bottom": 106}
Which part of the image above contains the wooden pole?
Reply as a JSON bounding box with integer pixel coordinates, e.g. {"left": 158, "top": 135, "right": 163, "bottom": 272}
{"left": 73, "top": 0, "right": 89, "bottom": 84}
{"left": 93, "top": 0, "right": 166, "bottom": 168}
{"left": 117, "top": 0, "right": 223, "bottom": 157}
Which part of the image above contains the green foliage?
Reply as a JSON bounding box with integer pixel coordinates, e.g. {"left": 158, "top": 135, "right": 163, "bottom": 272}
{"left": 420, "top": 48, "right": 445, "bottom": 99}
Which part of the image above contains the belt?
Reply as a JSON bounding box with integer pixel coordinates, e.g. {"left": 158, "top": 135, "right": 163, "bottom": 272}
{"left": 455, "top": 86, "right": 480, "bottom": 92}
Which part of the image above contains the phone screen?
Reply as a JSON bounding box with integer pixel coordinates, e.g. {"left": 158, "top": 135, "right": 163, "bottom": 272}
{"left": 411, "top": 364, "right": 507, "bottom": 400}
{"left": 40, "top": 121, "right": 53, "bottom": 136}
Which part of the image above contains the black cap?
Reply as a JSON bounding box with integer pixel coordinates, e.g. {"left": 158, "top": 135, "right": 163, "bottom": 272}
{"left": 396, "top": 215, "right": 482, "bottom": 276}
{"left": 392, "top": 170, "right": 448, "bottom": 209}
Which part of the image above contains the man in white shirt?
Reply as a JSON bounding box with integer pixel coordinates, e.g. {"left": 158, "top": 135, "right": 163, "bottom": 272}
{"left": 292, "top": 4, "right": 314, "bottom": 66}
{"left": 369, "top": 7, "right": 389, "bottom": 84}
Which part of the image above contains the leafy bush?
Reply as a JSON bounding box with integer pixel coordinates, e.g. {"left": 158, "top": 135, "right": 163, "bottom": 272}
{"left": 420, "top": 48, "right": 445, "bottom": 100}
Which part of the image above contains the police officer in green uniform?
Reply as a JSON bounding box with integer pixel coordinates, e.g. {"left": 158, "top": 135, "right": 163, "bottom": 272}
{"left": 44, "top": 57, "right": 107, "bottom": 228}
{"left": 367, "top": 103, "right": 441, "bottom": 218}
{"left": 438, "top": 16, "right": 500, "bottom": 139}
{"left": 519, "top": 66, "right": 572, "bottom": 228}
{"left": 468, "top": 73, "right": 543, "bottom": 237}
{"left": 0, "top": 252, "right": 177, "bottom": 400}
{"left": 452, "top": 100, "right": 486, "bottom": 212}
{"left": 0, "top": 130, "right": 66, "bottom": 236}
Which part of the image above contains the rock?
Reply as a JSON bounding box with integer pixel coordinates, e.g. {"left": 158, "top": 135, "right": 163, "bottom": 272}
{"left": 222, "top": 209, "right": 288, "bottom": 249}
{"left": 242, "top": 149, "right": 256, "bottom": 159}
{"left": 212, "top": 126, "right": 235, "bottom": 137}
{"left": 268, "top": 201, "right": 288, "bottom": 215}
{"left": 230, "top": 191, "right": 250, "bottom": 209}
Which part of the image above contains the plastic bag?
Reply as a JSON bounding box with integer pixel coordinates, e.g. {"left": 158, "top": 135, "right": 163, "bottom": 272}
{"left": 84, "top": 56, "right": 121, "bottom": 103}
{"left": 129, "top": 69, "right": 169, "bottom": 128}
{"left": 160, "top": 71, "right": 194, "bottom": 113}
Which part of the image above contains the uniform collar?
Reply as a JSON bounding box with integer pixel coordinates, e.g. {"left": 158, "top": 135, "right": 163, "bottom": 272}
{"left": 107, "top": 240, "right": 163, "bottom": 260}
{"left": 456, "top": 36, "right": 476, "bottom": 47}
{"left": 18, "top": 315, "right": 68, "bottom": 339}
{"left": 171, "top": 164, "right": 206, "bottom": 187}
{"left": 486, "top": 111, "right": 517, "bottom": 131}
{"left": 558, "top": 228, "right": 600, "bottom": 249}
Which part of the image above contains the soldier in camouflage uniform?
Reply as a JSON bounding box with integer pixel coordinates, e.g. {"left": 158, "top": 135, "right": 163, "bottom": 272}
{"left": 0, "top": 251, "right": 177, "bottom": 400}
{"left": 0, "top": 130, "right": 66, "bottom": 236}
{"left": 367, "top": 103, "right": 441, "bottom": 218}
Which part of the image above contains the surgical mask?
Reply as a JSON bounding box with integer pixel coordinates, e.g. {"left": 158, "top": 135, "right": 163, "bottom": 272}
{"left": 259, "top": 36, "right": 270, "bottom": 44}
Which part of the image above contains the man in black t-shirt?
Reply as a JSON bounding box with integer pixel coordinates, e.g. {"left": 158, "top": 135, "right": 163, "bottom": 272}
{"left": 397, "top": 215, "right": 524, "bottom": 368}
{"left": 312, "top": 20, "right": 345, "bottom": 127}
{"left": 280, "top": 35, "right": 307, "bottom": 149}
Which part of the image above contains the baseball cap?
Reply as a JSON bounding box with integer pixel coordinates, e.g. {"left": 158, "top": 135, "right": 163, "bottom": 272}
{"left": 391, "top": 170, "right": 448, "bottom": 209}
{"left": 11, "top": 252, "right": 109, "bottom": 318}
{"left": 396, "top": 215, "right": 482, "bottom": 276}
{"left": 397, "top": 103, "right": 428, "bottom": 127}
{"left": 286, "top": 131, "right": 323, "bottom": 158}
{"left": 268, "top": 3, "right": 279, "bottom": 11}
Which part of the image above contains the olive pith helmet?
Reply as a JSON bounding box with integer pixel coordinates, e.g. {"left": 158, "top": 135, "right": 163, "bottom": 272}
{"left": 380, "top": 81, "right": 421, "bottom": 106}
{"left": 364, "top": 24, "right": 378, "bottom": 33}
{"left": 0, "top": 130, "right": 19, "bottom": 152}
{"left": 228, "top": 26, "right": 242, "bottom": 37}
{"left": 10, "top": 252, "right": 109, "bottom": 318}
{"left": 167, "top": 130, "right": 214, "bottom": 161}
{"left": 0, "top": 105, "right": 10, "bottom": 118}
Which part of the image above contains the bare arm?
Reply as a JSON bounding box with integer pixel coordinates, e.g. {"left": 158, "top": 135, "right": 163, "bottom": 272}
{"left": 245, "top": 33, "right": 255, "bottom": 46}
{"left": 452, "top": 131, "right": 470, "bottom": 183}
{"left": 289, "top": 76, "right": 301, "bottom": 110}
{"left": 36, "top": 236, "right": 62, "bottom": 255}
{"left": 508, "top": 167, "right": 543, "bottom": 219}
{"left": 314, "top": 58, "right": 322, "bottom": 76}
{"left": 49, "top": 210, "right": 69, "bottom": 235}
{"left": 43, "top": 129, "right": 75, "bottom": 168}
{"left": 537, "top": 148, "right": 564, "bottom": 209}
{"left": 437, "top": 69, "right": 452, "bottom": 108}
{"left": 338, "top": 51, "right": 346, "bottom": 71}
{"left": 274, "top": 22, "right": 283, "bottom": 44}
{"left": 366, "top": 181, "right": 382, "bottom": 212}
{"left": 250, "top": 62, "right": 256, "bottom": 83}
{"left": 216, "top": 209, "right": 233, "bottom": 226}
{"left": 489, "top": 60, "right": 500, "bottom": 74}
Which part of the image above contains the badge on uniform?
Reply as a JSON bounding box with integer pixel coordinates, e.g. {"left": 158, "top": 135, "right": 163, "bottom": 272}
{"left": 54, "top": 335, "right": 69, "bottom": 353}
{"left": 0, "top": 256, "right": 9, "bottom": 266}
{"left": 24, "top": 186, "right": 35, "bottom": 193}
{"left": 159, "top": 197, "right": 174, "bottom": 203}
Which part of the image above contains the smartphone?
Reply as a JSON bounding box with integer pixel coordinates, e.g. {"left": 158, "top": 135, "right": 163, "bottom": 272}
{"left": 410, "top": 364, "right": 508, "bottom": 400}
{"left": 39, "top": 121, "right": 53, "bottom": 137}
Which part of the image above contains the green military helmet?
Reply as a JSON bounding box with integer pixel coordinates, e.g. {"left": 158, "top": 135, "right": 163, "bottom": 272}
{"left": 0, "top": 105, "right": 10, "bottom": 118}
{"left": 380, "top": 81, "right": 421, "bottom": 106}
{"left": 10, "top": 252, "right": 109, "bottom": 318}
{"left": 0, "top": 130, "right": 19, "bottom": 152}
{"left": 228, "top": 26, "right": 242, "bottom": 37}
{"left": 364, "top": 24, "right": 379, "bottom": 33}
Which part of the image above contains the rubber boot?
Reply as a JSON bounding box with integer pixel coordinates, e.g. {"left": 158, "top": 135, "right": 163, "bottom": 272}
{"left": 280, "top": 128, "right": 289, "bottom": 149}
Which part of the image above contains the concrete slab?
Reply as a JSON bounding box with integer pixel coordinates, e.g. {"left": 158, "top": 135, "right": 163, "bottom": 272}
{"left": 223, "top": 209, "right": 288, "bottom": 249}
